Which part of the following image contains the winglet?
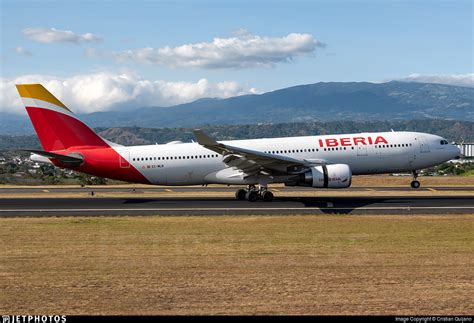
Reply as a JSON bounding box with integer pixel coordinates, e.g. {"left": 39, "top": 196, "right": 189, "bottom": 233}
{"left": 193, "top": 129, "right": 218, "bottom": 146}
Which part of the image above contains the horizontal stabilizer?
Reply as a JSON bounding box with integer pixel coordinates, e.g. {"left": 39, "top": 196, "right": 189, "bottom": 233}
{"left": 23, "top": 149, "right": 84, "bottom": 166}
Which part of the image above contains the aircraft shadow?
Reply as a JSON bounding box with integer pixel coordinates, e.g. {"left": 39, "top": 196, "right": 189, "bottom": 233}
{"left": 116, "top": 196, "right": 464, "bottom": 215}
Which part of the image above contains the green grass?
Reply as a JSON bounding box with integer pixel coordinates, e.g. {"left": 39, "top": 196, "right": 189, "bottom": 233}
{"left": 1, "top": 215, "right": 473, "bottom": 315}
{"left": 461, "top": 169, "right": 474, "bottom": 176}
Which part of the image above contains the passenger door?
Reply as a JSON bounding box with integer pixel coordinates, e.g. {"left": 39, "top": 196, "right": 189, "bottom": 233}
{"left": 119, "top": 150, "right": 130, "bottom": 168}
{"left": 357, "top": 144, "right": 368, "bottom": 156}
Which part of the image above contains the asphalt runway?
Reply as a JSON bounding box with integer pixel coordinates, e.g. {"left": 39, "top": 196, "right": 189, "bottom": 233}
{"left": 0, "top": 196, "right": 473, "bottom": 216}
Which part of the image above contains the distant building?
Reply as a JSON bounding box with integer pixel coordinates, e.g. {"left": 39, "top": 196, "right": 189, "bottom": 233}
{"left": 456, "top": 143, "right": 474, "bottom": 158}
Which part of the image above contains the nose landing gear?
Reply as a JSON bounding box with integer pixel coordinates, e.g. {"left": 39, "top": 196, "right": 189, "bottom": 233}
{"left": 411, "top": 170, "right": 421, "bottom": 189}
{"left": 235, "top": 185, "right": 274, "bottom": 202}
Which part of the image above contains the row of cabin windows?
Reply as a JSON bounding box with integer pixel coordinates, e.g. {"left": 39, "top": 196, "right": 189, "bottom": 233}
{"left": 132, "top": 154, "right": 219, "bottom": 162}
{"left": 264, "top": 143, "right": 414, "bottom": 154}
{"left": 132, "top": 143, "right": 415, "bottom": 162}
{"left": 375, "top": 143, "right": 412, "bottom": 149}
{"left": 264, "top": 148, "right": 319, "bottom": 154}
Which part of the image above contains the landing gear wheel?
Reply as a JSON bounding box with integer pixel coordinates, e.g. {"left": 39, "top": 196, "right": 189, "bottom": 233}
{"left": 411, "top": 170, "right": 420, "bottom": 189}
{"left": 235, "top": 189, "right": 247, "bottom": 200}
{"left": 245, "top": 191, "right": 259, "bottom": 202}
{"left": 262, "top": 191, "right": 274, "bottom": 202}
{"left": 411, "top": 180, "right": 421, "bottom": 189}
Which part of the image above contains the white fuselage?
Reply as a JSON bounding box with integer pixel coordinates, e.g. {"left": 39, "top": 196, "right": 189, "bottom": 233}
{"left": 114, "top": 131, "right": 460, "bottom": 186}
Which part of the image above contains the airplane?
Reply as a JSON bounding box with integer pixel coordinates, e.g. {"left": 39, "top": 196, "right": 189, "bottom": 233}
{"left": 16, "top": 84, "right": 461, "bottom": 202}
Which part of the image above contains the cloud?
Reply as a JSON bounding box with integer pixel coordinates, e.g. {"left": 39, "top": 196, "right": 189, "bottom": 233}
{"left": 397, "top": 73, "right": 474, "bottom": 88}
{"left": 0, "top": 72, "right": 258, "bottom": 115}
{"left": 111, "top": 30, "right": 323, "bottom": 69}
{"left": 15, "top": 46, "right": 32, "bottom": 56}
{"left": 22, "top": 27, "right": 101, "bottom": 44}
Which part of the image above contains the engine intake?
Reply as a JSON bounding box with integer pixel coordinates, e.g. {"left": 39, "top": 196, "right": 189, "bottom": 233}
{"left": 288, "top": 164, "right": 352, "bottom": 188}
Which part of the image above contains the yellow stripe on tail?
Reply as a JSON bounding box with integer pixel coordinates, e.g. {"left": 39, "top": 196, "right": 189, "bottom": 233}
{"left": 16, "top": 84, "right": 71, "bottom": 112}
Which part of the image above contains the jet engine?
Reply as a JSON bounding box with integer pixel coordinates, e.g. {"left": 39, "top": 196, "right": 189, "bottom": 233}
{"left": 287, "top": 164, "right": 352, "bottom": 188}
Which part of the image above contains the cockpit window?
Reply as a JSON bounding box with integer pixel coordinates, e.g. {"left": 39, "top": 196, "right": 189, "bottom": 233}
{"left": 440, "top": 140, "right": 449, "bottom": 145}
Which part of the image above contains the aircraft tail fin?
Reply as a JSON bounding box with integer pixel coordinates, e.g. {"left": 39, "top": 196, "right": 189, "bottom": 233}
{"left": 16, "top": 84, "right": 109, "bottom": 151}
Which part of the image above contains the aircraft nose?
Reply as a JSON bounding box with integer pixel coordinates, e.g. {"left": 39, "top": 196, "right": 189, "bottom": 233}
{"left": 452, "top": 145, "right": 462, "bottom": 159}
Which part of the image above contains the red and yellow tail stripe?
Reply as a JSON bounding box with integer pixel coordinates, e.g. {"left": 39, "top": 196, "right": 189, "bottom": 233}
{"left": 16, "top": 84, "right": 71, "bottom": 112}
{"left": 15, "top": 83, "right": 151, "bottom": 184}
{"left": 16, "top": 83, "right": 108, "bottom": 151}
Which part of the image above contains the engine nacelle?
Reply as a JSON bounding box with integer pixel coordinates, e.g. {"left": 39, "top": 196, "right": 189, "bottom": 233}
{"left": 289, "top": 164, "right": 352, "bottom": 188}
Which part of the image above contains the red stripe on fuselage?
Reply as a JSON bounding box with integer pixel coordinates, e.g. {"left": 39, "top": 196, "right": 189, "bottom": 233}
{"left": 51, "top": 147, "right": 150, "bottom": 184}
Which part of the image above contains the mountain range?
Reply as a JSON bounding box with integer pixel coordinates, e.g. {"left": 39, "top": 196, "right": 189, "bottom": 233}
{"left": 1, "top": 120, "right": 472, "bottom": 151}
{"left": 1, "top": 81, "right": 472, "bottom": 135}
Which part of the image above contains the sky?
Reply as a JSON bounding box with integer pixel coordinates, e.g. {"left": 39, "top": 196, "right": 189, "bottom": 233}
{"left": 1, "top": 0, "right": 473, "bottom": 114}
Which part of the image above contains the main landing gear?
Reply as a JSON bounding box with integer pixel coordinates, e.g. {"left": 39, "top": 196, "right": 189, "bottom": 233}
{"left": 235, "top": 185, "right": 274, "bottom": 202}
{"left": 411, "top": 170, "right": 421, "bottom": 189}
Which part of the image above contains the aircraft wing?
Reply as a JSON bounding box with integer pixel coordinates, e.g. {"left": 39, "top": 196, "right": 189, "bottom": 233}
{"left": 193, "top": 129, "right": 331, "bottom": 175}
